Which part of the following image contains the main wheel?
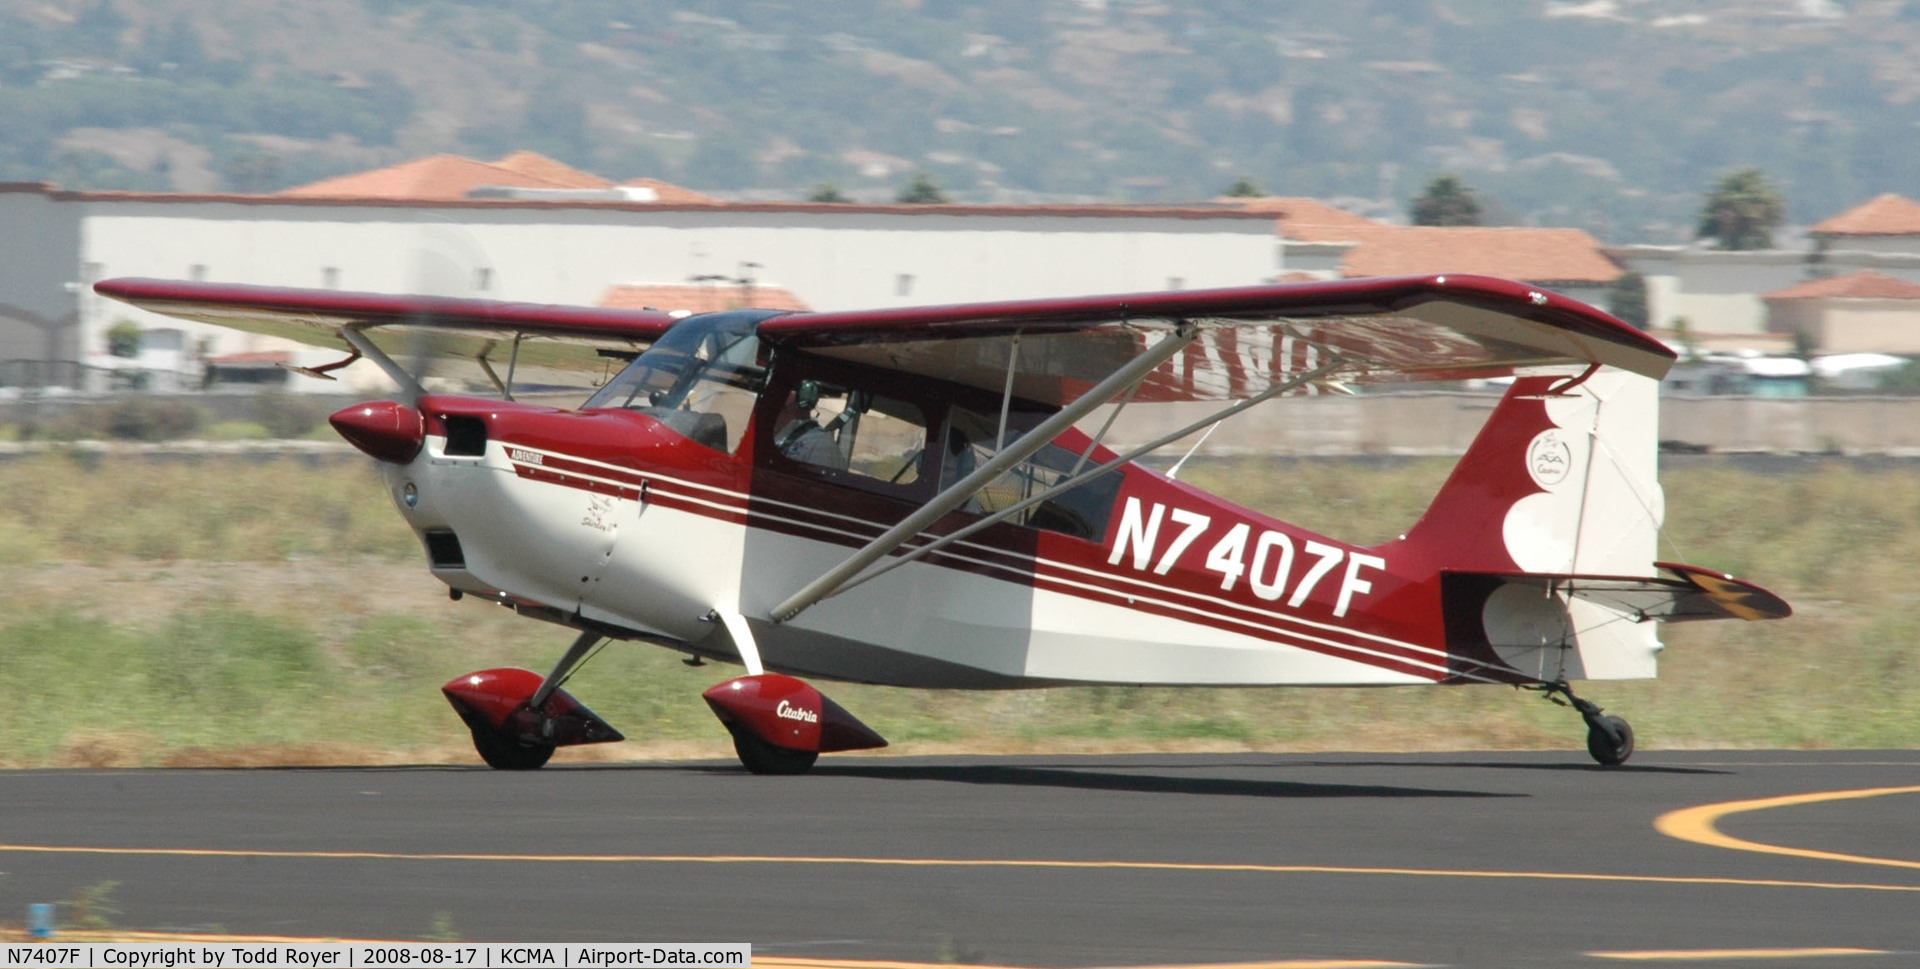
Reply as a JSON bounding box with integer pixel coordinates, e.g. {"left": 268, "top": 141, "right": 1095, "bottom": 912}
{"left": 471, "top": 728, "right": 555, "bottom": 770}
{"left": 1585, "top": 715, "right": 1635, "bottom": 767}
{"left": 730, "top": 730, "right": 818, "bottom": 775}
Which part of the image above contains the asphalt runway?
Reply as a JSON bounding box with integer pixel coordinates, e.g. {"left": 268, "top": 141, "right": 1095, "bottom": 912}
{"left": 3, "top": 751, "right": 1919, "bottom": 968}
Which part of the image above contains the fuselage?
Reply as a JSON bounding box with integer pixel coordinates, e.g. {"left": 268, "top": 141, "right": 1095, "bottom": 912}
{"left": 382, "top": 388, "right": 1523, "bottom": 691}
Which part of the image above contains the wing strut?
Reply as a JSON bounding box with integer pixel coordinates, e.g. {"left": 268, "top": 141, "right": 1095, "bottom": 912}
{"left": 769, "top": 324, "right": 1200, "bottom": 623}
{"left": 475, "top": 340, "right": 512, "bottom": 400}
{"left": 814, "top": 356, "right": 1347, "bottom": 602}
{"left": 341, "top": 326, "right": 426, "bottom": 403}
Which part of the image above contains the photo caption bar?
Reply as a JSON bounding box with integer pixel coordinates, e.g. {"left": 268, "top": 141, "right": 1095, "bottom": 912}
{"left": 3, "top": 943, "right": 750, "bottom": 968}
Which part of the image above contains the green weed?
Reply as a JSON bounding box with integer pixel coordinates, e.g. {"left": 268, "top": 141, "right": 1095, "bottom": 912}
{"left": 1, "top": 454, "right": 1917, "bottom": 761}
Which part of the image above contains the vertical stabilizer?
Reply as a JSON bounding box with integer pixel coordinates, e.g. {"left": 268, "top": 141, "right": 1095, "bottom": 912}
{"left": 1405, "top": 369, "right": 1667, "bottom": 681}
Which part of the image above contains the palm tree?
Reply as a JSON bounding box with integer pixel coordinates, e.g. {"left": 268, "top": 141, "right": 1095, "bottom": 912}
{"left": 1695, "top": 168, "right": 1785, "bottom": 251}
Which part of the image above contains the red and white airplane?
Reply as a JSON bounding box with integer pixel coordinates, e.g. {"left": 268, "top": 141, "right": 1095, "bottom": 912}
{"left": 98, "top": 274, "right": 1788, "bottom": 771}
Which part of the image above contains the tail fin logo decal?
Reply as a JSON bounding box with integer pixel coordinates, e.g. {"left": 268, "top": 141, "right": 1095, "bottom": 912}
{"left": 1527, "top": 429, "right": 1573, "bottom": 489}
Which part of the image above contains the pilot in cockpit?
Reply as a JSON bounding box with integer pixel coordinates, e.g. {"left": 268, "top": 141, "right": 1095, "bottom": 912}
{"left": 774, "top": 384, "right": 848, "bottom": 471}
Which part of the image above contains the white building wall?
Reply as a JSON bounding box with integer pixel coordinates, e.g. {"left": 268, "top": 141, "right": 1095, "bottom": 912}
{"left": 1820, "top": 302, "right": 1920, "bottom": 354}
{"left": 75, "top": 199, "right": 1280, "bottom": 359}
{"left": 1823, "top": 235, "right": 1920, "bottom": 257}
{"left": 0, "top": 186, "right": 83, "bottom": 365}
{"left": 1611, "top": 246, "right": 1809, "bottom": 334}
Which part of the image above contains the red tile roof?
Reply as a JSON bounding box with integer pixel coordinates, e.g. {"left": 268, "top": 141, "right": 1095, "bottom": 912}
{"left": 491, "top": 151, "right": 613, "bottom": 189}
{"left": 280, "top": 152, "right": 713, "bottom": 203}
{"left": 1287, "top": 223, "right": 1620, "bottom": 283}
{"left": 1811, "top": 194, "right": 1920, "bottom": 236}
{"left": 280, "top": 154, "right": 569, "bottom": 200}
{"left": 1222, "top": 196, "right": 1381, "bottom": 228}
{"left": 599, "top": 282, "right": 810, "bottom": 315}
{"left": 620, "top": 178, "right": 721, "bottom": 204}
{"left": 1762, "top": 270, "right": 1920, "bottom": 301}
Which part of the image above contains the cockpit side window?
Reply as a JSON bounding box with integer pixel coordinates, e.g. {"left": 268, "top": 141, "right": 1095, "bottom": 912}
{"left": 941, "top": 406, "right": 1121, "bottom": 542}
{"left": 771, "top": 379, "right": 928, "bottom": 487}
{"left": 583, "top": 312, "right": 770, "bottom": 453}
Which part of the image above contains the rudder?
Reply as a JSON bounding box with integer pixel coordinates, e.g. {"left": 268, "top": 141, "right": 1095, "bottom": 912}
{"left": 1404, "top": 369, "right": 1667, "bottom": 681}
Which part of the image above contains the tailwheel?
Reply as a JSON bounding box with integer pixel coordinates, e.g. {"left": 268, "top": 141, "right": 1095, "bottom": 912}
{"left": 1585, "top": 715, "right": 1634, "bottom": 767}
{"left": 1535, "top": 681, "right": 1635, "bottom": 767}
{"left": 471, "top": 728, "right": 555, "bottom": 770}
{"left": 728, "top": 728, "right": 819, "bottom": 776}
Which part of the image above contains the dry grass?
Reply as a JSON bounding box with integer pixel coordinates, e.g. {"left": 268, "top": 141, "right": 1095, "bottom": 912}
{"left": 2, "top": 452, "right": 1917, "bottom": 766}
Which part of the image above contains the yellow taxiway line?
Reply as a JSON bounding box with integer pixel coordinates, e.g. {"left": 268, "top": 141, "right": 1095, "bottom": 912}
{"left": 1, "top": 842, "right": 1918, "bottom": 895}
{"left": 1587, "top": 948, "right": 1888, "bottom": 961}
{"left": 1654, "top": 785, "right": 1920, "bottom": 871}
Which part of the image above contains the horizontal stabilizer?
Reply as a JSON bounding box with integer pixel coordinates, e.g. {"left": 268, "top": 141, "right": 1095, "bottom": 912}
{"left": 1449, "top": 562, "right": 1792, "bottom": 624}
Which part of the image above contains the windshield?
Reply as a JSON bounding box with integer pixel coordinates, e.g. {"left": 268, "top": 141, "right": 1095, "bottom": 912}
{"left": 582, "top": 310, "right": 775, "bottom": 452}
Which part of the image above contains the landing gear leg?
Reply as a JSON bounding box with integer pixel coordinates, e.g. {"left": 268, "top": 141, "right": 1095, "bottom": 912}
{"left": 445, "top": 630, "right": 624, "bottom": 771}
{"left": 1537, "top": 681, "right": 1635, "bottom": 767}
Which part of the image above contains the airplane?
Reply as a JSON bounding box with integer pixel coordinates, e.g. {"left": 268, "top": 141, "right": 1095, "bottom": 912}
{"left": 95, "top": 273, "right": 1789, "bottom": 772}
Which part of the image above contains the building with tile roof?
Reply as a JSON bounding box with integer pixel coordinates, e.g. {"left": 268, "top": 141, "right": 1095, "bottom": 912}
{"left": 620, "top": 178, "right": 721, "bottom": 205}
{"left": 1221, "top": 196, "right": 1380, "bottom": 229}
{"left": 1765, "top": 269, "right": 1920, "bottom": 302}
{"left": 279, "top": 152, "right": 711, "bottom": 203}
{"left": 492, "top": 151, "right": 614, "bottom": 189}
{"left": 1763, "top": 270, "right": 1920, "bottom": 355}
{"left": 1811, "top": 194, "right": 1920, "bottom": 252}
{"left": 599, "top": 282, "right": 809, "bottom": 315}
{"left": 279, "top": 153, "right": 564, "bottom": 200}
{"left": 1286, "top": 223, "right": 1620, "bottom": 285}
{"left": 0, "top": 178, "right": 1278, "bottom": 387}
{"left": 1236, "top": 198, "right": 1623, "bottom": 312}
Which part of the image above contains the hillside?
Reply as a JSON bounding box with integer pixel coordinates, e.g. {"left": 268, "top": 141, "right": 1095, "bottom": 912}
{"left": 4, "top": 0, "right": 1920, "bottom": 241}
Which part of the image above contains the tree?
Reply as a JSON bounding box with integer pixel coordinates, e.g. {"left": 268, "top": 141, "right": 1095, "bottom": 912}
{"left": 1222, "top": 176, "right": 1264, "bottom": 198}
{"left": 807, "top": 182, "right": 849, "bottom": 203}
{"left": 1670, "top": 316, "right": 1699, "bottom": 362}
{"left": 1696, "top": 167, "right": 1785, "bottom": 251}
{"left": 1606, "top": 270, "right": 1649, "bottom": 329}
{"left": 106, "top": 320, "right": 142, "bottom": 357}
{"left": 1411, "top": 173, "right": 1482, "bottom": 226}
{"left": 895, "top": 172, "right": 948, "bottom": 204}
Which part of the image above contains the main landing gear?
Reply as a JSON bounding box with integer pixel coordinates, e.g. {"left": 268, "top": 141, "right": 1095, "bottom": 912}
{"left": 1535, "top": 681, "right": 1635, "bottom": 767}
{"left": 441, "top": 626, "right": 890, "bottom": 774}
{"left": 701, "top": 672, "right": 888, "bottom": 775}
{"left": 441, "top": 631, "right": 626, "bottom": 770}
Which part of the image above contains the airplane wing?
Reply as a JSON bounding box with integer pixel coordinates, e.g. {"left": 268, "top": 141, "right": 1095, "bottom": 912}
{"left": 760, "top": 275, "right": 1674, "bottom": 621}
{"left": 92, "top": 278, "right": 679, "bottom": 388}
{"left": 756, "top": 274, "right": 1674, "bottom": 405}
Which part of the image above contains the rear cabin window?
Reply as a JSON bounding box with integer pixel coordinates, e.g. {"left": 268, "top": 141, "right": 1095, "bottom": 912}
{"left": 941, "top": 406, "right": 1122, "bottom": 542}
